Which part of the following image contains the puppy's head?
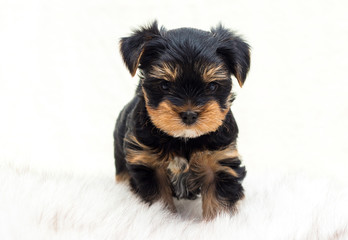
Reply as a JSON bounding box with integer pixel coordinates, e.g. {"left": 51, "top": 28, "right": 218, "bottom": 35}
{"left": 120, "top": 21, "right": 250, "bottom": 138}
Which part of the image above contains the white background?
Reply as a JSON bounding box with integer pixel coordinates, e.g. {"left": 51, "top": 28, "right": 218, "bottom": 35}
{"left": 1, "top": 0, "right": 347, "bottom": 184}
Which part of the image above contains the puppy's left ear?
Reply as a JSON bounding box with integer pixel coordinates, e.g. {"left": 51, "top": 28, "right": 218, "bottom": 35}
{"left": 211, "top": 25, "right": 250, "bottom": 87}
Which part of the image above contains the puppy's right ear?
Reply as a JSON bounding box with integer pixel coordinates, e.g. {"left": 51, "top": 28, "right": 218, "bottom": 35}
{"left": 120, "top": 21, "right": 161, "bottom": 77}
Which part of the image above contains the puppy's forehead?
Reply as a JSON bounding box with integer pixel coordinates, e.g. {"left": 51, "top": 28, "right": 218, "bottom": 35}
{"left": 146, "top": 28, "right": 230, "bottom": 82}
{"left": 164, "top": 28, "right": 219, "bottom": 61}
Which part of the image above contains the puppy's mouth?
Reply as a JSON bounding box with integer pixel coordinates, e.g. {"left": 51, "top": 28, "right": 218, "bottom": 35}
{"left": 146, "top": 101, "right": 229, "bottom": 138}
{"left": 172, "top": 110, "right": 202, "bottom": 138}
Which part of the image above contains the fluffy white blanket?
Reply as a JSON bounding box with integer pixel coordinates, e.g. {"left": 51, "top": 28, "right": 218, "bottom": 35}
{"left": 1, "top": 163, "right": 347, "bottom": 240}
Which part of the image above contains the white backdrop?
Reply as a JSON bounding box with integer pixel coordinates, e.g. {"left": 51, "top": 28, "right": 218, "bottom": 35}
{"left": 1, "top": 0, "right": 347, "bottom": 183}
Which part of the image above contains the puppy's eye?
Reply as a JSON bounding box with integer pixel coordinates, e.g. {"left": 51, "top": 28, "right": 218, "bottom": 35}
{"left": 206, "top": 82, "right": 218, "bottom": 92}
{"left": 160, "top": 81, "right": 170, "bottom": 91}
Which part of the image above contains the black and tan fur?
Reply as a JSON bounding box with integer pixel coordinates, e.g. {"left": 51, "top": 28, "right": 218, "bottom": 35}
{"left": 114, "top": 21, "right": 250, "bottom": 220}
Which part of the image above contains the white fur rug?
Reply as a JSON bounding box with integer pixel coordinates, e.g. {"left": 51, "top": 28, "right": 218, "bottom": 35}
{"left": 1, "top": 163, "right": 347, "bottom": 240}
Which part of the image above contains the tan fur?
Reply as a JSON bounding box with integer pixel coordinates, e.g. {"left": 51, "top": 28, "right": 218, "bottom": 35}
{"left": 167, "top": 156, "right": 189, "bottom": 176}
{"left": 124, "top": 134, "right": 176, "bottom": 211}
{"left": 115, "top": 172, "right": 130, "bottom": 182}
{"left": 188, "top": 145, "right": 240, "bottom": 220}
{"left": 148, "top": 63, "right": 180, "bottom": 82}
{"left": 235, "top": 64, "right": 244, "bottom": 87}
{"left": 145, "top": 98, "right": 230, "bottom": 138}
{"left": 201, "top": 184, "right": 221, "bottom": 221}
{"left": 156, "top": 167, "right": 176, "bottom": 212}
{"left": 189, "top": 147, "right": 239, "bottom": 182}
{"left": 132, "top": 48, "right": 145, "bottom": 77}
{"left": 201, "top": 64, "right": 229, "bottom": 83}
{"left": 124, "top": 134, "right": 166, "bottom": 168}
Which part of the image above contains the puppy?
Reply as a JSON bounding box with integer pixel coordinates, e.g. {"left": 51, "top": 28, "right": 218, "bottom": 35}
{"left": 114, "top": 21, "right": 250, "bottom": 220}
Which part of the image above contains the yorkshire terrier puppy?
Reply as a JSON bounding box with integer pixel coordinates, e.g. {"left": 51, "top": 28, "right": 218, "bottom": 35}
{"left": 114, "top": 21, "right": 250, "bottom": 220}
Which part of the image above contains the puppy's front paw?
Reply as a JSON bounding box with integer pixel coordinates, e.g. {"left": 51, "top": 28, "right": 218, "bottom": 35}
{"left": 188, "top": 150, "right": 246, "bottom": 221}
{"left": 167, "top": 156, "right": 199, "bottom": 200}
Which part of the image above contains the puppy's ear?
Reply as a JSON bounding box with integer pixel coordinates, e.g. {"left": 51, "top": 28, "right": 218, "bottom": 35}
{"left": 211, "top": 25, "right": 250, "bottom": 87}
{"left": 120, "top": 21, "right": 161, "bottom": 77}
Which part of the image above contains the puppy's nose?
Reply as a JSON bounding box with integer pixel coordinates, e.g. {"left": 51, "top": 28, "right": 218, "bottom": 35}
{"left": 180, "top": 111, "right": 198, "bottom": 125}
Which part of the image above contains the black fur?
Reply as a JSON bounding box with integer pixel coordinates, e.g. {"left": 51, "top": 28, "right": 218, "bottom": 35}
{"left": 114, "top": 21, "right": 250, "bottom": 219}
{"left": 127, "top": 163, "right": 159, "bottom": 202}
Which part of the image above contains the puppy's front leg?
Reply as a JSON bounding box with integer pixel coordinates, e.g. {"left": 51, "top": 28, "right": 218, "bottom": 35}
{"left": 188, "top": 146, "right": 246, "bottom": 220}
{"left": 124, "top": 135, "right": 175, "bottom": 212}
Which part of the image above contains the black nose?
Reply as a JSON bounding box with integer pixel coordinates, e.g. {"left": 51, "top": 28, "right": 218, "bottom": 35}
{"left": 180, "top": 111, "right": 198, "bottom": 125}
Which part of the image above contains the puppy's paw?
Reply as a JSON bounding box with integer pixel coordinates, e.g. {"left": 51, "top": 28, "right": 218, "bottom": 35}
{"left": 167, "top": 156, "right": 199, "bottom": 199}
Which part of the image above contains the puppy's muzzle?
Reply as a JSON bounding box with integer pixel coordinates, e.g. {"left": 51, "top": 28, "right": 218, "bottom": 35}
{"left": 180, "top": 111, "right": 198, "bottom": 125}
